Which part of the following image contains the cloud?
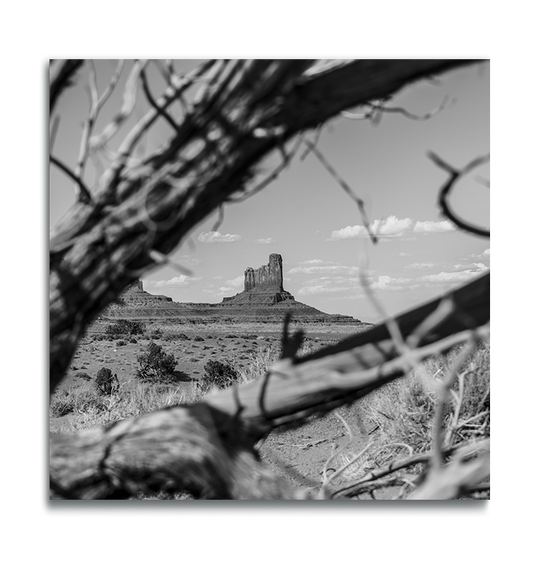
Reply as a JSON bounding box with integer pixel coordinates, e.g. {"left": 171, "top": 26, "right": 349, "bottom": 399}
{"left": 405, "top": 262, "right": 435, "bottom": 270}
{"left": 225, "top": 275, "right": 244, "bottom": 289}
{"left": 399, "top": 252, "right": 413, "bottom": 257}
{"left": 329, "top": 216, "right": 413, "bottom": 240}
{"left": 254, "top": 238, "right": 275, "bottom": 244}
{"left": 175, "top": 254, "right": 201, "bottom": 266}
{"left": 417, "top": 268, "right": 485, "bottom": 284}
{"left": 298, "top": 285, "right": 352, "bottom": 295}
{"left": 329, "top": 216, "right": 457, "bottom": 241}
{"left": 298, "top": 259, "right": 333, "bottom": 265}
{"left": 198, "top": 231, "right": 242, "bottom": 243}
{"left": 297, "top": 276, "right": 360, "bottom": 296}
{"left": 148, "top": 275, "right": 202, "bottom": 288}
{"left": 373, "top": 275, "right": 417, "bottom": 291}
{"left": 413, "top": 220, "right": 456, "bottom": 233}
{"left": 289, "top": 264, "right": 361, "bottom": 276}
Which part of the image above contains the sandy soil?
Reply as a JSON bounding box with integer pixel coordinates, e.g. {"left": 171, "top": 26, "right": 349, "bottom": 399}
{"left": 51, "top": 321, "right": 387, "bottom": 498}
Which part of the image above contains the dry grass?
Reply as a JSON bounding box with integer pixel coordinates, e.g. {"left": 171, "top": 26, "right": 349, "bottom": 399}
{"left": 330, "top": 340, "right": 490, "bottom": 495}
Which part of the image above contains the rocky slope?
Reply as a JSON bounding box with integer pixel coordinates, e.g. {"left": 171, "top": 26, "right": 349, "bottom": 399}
{"left": 101, "top": 254, "right": 361, "bottom": 325}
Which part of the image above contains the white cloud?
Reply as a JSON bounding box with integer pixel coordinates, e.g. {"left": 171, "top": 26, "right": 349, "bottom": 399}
{"left": 298, "top": 259, "right": 333, "bottom": 265}
{"left": 225, "top": 275, "right": 244, "bottom": 289}
{"left": 329, "top": 216, "right": 458, "bottom": 241}
{"left": 254, "top": 238, "right": 274, "bottom": 244}
{"left": 413, "top": 220, "right": 456, "bottom": 233}
{"left": 399, "top": 252, "right": 413, "bottom": 257}
{"left": 329, "top": 216, "right": 413, "bottom": 240}
{"left": 483, "top": 248, "right": 490, "bottom": 257}
{"left": 148, "top": 275, "right": 202, "bottom": 288}
{"left": 289, "top": 264, "right": 360, "bottom": 276}
{"left": 373, "top": 275, "right": 415, "bottom": 291}
{"left": 198, "top": 231, "right": 242, "bottom": 243}
{"left": 175, "top": 255, "right": 201, "bottom": 266}
{"left": 298, "top": 284, "right": 352, "bottom": 295}
{"left": 418, "top": 269, "right": 484, "bottom": 283}
{"left": 405, "top": 262, "right": 435, "bottom": 270}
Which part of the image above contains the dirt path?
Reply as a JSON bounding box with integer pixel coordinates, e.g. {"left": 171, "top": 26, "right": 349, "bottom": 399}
{"left": 259, "top": 406, "right": 369, "bottom": 494}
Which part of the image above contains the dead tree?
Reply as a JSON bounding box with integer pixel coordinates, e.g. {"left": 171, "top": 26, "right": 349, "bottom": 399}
{"left": 49, "top": 59, "right": 489, "bottom": 499}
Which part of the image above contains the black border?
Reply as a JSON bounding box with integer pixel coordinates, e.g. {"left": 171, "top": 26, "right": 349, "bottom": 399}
{"left": 36, "top": 50, "right": 492, "bottom": 521}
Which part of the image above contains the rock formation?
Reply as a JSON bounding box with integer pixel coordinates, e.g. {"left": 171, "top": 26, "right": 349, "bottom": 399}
{"left": 101, "top": 253, "right": 361, "bottom": 325}
{"left": 222, "top": 253, "right": 294, "bottom": 306}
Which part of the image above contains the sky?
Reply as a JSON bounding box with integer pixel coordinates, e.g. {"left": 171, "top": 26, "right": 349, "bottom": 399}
{"left": 50, "top": 60, "right": 490, "bottom": 323}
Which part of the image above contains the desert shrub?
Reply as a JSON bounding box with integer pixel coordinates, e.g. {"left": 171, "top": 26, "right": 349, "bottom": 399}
{"left": 130, "top": 338, "right": 137, "bottom": 344}
{"left": 105, "top": 319, "right": 145, "bottom": 337}
{"left": 74, "top": 372, "right": 91, "bottom": 380}
{"left": 116, "top": 339, "right": 127, "bottom": 347}
{"left": 194, "top": 336, "right": 205, "bottom": 342}
{"left": 150, "top": 328, "right": 163, "bottom": 340}
{"left": 201, "top": 360, "right": 239, "bottom": 390}
{"left": 95, "top": 367, "right": 119, "bottom": 396}
{"left": 137, "top": 342, "right": 177, "bottom": 382}
{"left": 163, "top": 331, "right": 189, "bottom": 341}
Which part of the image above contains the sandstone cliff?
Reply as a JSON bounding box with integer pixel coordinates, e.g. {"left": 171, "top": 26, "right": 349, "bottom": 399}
{"left": 101, "top": 254, "right": 360, "bottom": 324}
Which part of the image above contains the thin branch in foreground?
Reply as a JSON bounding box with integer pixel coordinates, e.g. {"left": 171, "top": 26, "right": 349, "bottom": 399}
{"left": 89, "top": 59, "right": 148, "bottom": 153}
{"left": 301, "top": 137, "right": 377, "bottom": 244}
{"left": 76, "top": 59, "right": 124, "bottom": 193}
{"left": 432, "top": 338, "right": 477, "bottom": 469}
{"left": 428, "top": 152, "right": 490, "bottom": 237}
{"left": 140, "top": 66, "right": 181, "bottom": 134}
{"left": 343, "top": 95, "right": 453, "bottom": 123}
{"left": 50, "top": 155, "right": 93, "bottom": 205}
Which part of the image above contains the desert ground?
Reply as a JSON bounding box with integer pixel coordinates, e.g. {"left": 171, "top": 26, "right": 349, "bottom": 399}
{"left": 49, "top": 319, "right": 394, "bottom": 498}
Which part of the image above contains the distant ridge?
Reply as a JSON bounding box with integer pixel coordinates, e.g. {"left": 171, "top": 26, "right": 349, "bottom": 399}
{"left": 101, "top": 254, "right": 360, "bottom": 325}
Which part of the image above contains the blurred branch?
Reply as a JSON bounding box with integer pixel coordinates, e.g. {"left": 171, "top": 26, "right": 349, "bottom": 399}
{"left": 50, "top": 155, "right": 93, "bottom": 205}
{"left": 428, "top": 152, "right": 490, "bottom": 238}
{"left": 301, "top": 137, "right": 378, "bottom": 244}
{"left": 342, "top": 95, "right": 453, "bottom": 123}
{"left": 50, "top": 59, "right": 84, "bottom": 113}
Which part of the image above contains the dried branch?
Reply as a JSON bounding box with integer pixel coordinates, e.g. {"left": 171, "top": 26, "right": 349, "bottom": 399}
{"left": 89, "top": 59, "right": 148, "bottom": 153}
{"left": 140, "top": 65, "right": 180, "bottom": 133}
{"left": 301, "top": 137, "right": 378, "bottom": 244}
{"left": 75, "top": 59, "right": 124, "bottom": 196}
{"left": 50, "top": 155, "right": 93, "bottom": 205}
{"left": 50, "top": 59, "right": 84, "bottom": 113}
{"left": 428, "top": 152, "right": 490, "bottom": 237}
{"left": 330, "top": 442, "right": 465, "bottom": 498}
{"left": 342, "top": 95, "right": 453, "bottom": 123}
{"left": 432, "top": 338, "right": 477, "bottom": 469}
{"left": 409, "top": 439, "right": 490, "bottom": 500}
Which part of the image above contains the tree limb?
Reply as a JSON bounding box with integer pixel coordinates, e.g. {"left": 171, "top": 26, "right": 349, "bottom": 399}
{"left": 50, "top": 59, "right": 482, "bottom": 392}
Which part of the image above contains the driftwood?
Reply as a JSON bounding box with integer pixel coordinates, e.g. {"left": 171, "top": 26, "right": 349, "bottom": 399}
{"left": 49, "top": 59, "right": 488, "bottom": 499}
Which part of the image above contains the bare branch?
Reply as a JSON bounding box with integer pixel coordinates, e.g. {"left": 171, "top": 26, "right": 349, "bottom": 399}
{"left": 50, "top": 155, "right": 93, "bottom": 205}
{"left": 343, "top": 95, "right": 453, "bottom": 123}
{"left": 75, "top": 60, "right": 124, "bottom": 197}
{"left": 428, "top": 152, "right": 490, "bottom": 237}
{"left": 301, "top": 137, "right": 378, "bottom": 244}
{"left": 50, "top": 59, "right": 84, "bottom": 113}
{"left": 89, "top": 60, "right": 148, "bottom": 153}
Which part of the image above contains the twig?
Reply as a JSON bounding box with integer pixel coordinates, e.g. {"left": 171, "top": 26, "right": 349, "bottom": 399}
{"left": 428, "top": 152, "right": 490, "bottom": 238}
{"left": 331, "top": 439, "right": 485, "bottom": 499}
{"left": 140, "top": 66, "right": 181, "bottom": 134}
{"left": 301, "top": 137, "right": 377, "bottom": 244}
{"left": 50, "top": 155, "right": 93, "bottom": 205}
{"left": 343, "top": 95, "right": 453, "bottom": 122}
{"left": 432, "top": 339, "right": 478, "bottom": 469}
{"left": 76, "top": 59, "right": 124, "bottom": 197}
